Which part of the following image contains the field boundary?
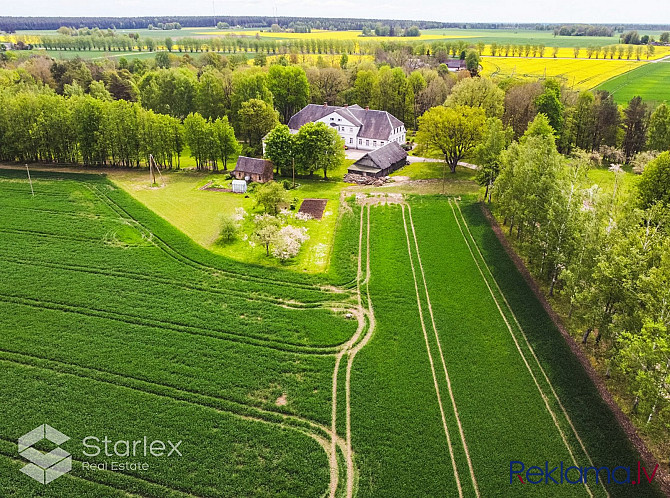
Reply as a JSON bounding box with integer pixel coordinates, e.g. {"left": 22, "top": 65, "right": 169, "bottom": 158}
{"left": 478, "top": 202, "right": 670, "bottom": 495}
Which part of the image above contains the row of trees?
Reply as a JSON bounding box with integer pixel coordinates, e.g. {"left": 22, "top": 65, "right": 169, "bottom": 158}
{"left": 490, "top": 115, "right": 670, "bottom": 427}
{"left": 0, "top": 91, "right": 192, "bottom": 168}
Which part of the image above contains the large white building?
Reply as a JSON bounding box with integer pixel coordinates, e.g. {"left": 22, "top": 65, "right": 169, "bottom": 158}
{"left": 287, "top": 104, "right": 406, "bottom": 151}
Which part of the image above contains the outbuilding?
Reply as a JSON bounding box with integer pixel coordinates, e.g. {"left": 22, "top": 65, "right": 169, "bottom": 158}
{"left": 347, "top": 142, "right": 408, "bottom": 178}
{"left": 232, "top": 156, "right": 274, "bottom": 183}
{"left": 231, "top": 179, "right": 247, "bottom": 193}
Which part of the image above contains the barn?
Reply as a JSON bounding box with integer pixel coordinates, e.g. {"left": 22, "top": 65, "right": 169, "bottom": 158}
{"left": 232, "top": 157, "right": 274, "bottom": 183}
{"left": 347, "top": 142, "right": 408, "bottom": 178}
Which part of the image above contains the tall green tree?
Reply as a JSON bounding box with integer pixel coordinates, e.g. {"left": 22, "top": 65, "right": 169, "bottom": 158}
{"left": 415, "top": 105, "right": 487, "bottom": 174}
{"left": 294, "top": 121, "right": 344, "bottom": 179}
{"left": 622, "top": 96, "right": 648, "bottom": 160}
{"left": 267, "top": 65, "right": 309, "bottom": 124}
{"left": 264, "top": 125, "right": 295, "bottom": 176}
{"left": 647, "top": 102, "right": 670, "bottom": 152}
{"left": 237, "top": 99, "right": 279, "bottom": 151}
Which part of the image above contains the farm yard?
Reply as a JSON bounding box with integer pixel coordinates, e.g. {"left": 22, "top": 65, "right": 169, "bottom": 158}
{"left": 0, "top": 168, "right": 662, "bottom": 496}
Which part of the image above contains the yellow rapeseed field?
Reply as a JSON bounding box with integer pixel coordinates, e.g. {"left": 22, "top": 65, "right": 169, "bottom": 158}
{"left": 480, "top": 56, "right": 647, "bottom": 89}
{"left": 480, "top": 45, "right": 670, "bottom": 60}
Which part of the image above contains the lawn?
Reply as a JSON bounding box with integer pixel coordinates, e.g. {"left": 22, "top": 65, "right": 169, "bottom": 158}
{"left": 481, "top": 56, "right": 646, "bottom": 89}
{"left": 110, "top": 168, "right": 347, "bottom": 273}
{"left": 596, "top": 61, "right": 670, "bottom": 105}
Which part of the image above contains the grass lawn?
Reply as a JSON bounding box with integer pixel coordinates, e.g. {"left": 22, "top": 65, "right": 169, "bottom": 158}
{"left": 596, "top": 61, "right": 670, "bottom": 106}
{"left": 111, "top": 168, "right": 346, "bottom": 273}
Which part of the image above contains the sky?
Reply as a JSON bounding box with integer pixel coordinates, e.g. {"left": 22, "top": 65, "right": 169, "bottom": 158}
{"left": 2, "top": 0, "right": 669, "bottom": 25}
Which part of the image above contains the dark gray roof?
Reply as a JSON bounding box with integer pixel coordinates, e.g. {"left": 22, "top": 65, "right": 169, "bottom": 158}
{"left": 352, "top": 142, "right": 407, "bottom": 171}
{"left": 446, "top": 60, "right": 467, "bottom": 69}
{"left": 234, "top": 156, "right": 273, "bottom": 175}
{"left": 288, "top": 104, "right": 404, "bottom": 141}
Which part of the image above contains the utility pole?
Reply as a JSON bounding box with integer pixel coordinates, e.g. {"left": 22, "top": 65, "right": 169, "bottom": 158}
{"left": 25, "top": 164, "right": 34, "bottom": 197}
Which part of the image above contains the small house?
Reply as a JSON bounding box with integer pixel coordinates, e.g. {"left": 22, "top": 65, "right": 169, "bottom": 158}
{"left": 232, "top": 156, "right": 274, "bottom": 183}
{"left": 347, "top": 141, "right": 408, "bottom": 178}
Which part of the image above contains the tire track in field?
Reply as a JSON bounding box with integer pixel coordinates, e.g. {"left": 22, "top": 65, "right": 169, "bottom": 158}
{"left": 330, "top": 203, "right": 369, "bottom": 498}
{"left": 452, "top": 200, "right": 610, "bottom": 498}
{"left": 0, "top": 351, "right": 344, "bottom": 498}
{"left": 448, "top": 199, "right": 600, "bottom": 498}
{"left": 405, "top": 203, "right": 480, "bottom": 497}
{"left": 0, "top": 439, "right": 197, "bottom": 497}
{"left": 87, "top": 183, "right": 348, "bottom": 295}
{"left": 0, "top": 293, "right": 343, "bottom": 356}
{"left": 400, "top": 203, "right": 463, "bottom": 498}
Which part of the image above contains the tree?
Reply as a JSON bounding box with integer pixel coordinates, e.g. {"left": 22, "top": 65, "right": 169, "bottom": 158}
{"left": 465, "top": 49, "right": 480, "bottom": 76}
{"left": 353, "top": 70, "right": 378, "bottom": 108}
{"left": 264, "top": 125, "right": 295, "bottom": 176}
{"left": 534, "top": 80, "right": 564, "bottom": 134}
{"left": 183, "top": 112, "right": 213, "bottom": 169}
{"left": 294, "top": 121, "right": 344, "bottom": 179}
{"left": 212, "top": 116, "right": 240, "bottom": 170}
{"left": 237, "top": 99, "right": 279, "bottom": 150}
{"left": 622, "top": 96, "right": 648, "bottom": 160}
{"left": 647, "top": 103, "right": 670, "bottom": 152}
{"left": 446, "top": 77, "right": 504, "bottom": 119}
{"left": 252, "top": 213, "right": 281, "bottom": 256}
{"left": 415, "top": 105, "right": 487, "bottom": 176}
{"left": 267, "top": 65, "right": 309, "bottom": 124}
{"left": 638, "top": 152, "right": 670, "bottom": 208}
{"left": 272, "top": 225, "right": 309, "bottom": 260}
{"left": 255, "top": 182, "right": 289, "bottom": 215}
{"left": 88, "top": 80, "right": 112, "bottom": 101}
{"left": 219, "top": 215, "right": 238, "bottom": 242}
{"left": 195, "top": 68, "right": 230, "bottom": 120}
{"left": 503, "top": 81, "right": 543, "bottom": 138}
{"left": 474, "top": 117, "right": 513, "bottom": 202}
{"left": 155, "top": 51, "right": 170, "bottom": 68}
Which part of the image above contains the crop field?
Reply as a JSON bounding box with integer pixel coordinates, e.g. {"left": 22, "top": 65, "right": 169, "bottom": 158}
{"left": 481, "top": 56, "right": 646, "bottom": 89}
{"left": 596, "top": 61, "right": 670, "bottom": 105}
{"left": 0, "top": 169, "right": 661, "bottom": 496}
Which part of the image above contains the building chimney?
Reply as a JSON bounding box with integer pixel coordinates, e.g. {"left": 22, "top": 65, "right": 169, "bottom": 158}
{"left": 365, "top": 106, "right": 369, "bottom": 111}
{"left": 323, "top": 102, "right": 328, "bottom": 107}
{"left": 344, "top": 104, "right": 348, "bottom": 108}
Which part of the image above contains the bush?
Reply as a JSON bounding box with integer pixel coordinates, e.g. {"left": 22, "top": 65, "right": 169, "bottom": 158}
{"left": 219, "top": 215, "right": 238, "bottom": 242}
{"left": 638, "top": 151, "right": 670, "bottom": 208}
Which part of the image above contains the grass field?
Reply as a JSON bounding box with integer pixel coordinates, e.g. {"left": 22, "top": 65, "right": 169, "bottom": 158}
{"left": 0, "top": 169, "right": 662, "bottom": 496}
{"left": 596, "top": 61, "right": 670, "bottom": 105}
{"left": 481, "top": 56, "right": 646, "bottom": 89}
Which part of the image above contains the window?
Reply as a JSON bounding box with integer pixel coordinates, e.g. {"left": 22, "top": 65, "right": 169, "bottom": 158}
{"left": 373, "top": 141, "right": 377, "bottom": 147}
{"left": 350, "top": 138, "right": 353, "bottom": 144}
{"left": 380, "top": 141, "right": 385, "bottom": 146}
{"left": 366, "top": 140, "right": 369, "bottom": 146}
{"left": 358, "top": 139, "right": 362, "bottom": 145}
{"left": 349, "top": 127, "right": 353, "bottom": 132}
{"left": 338, "top": 118, "right": 341, "bottom": 121}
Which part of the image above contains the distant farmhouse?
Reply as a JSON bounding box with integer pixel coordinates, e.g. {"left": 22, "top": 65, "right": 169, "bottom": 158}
{"left": 445, "top": 59, "right": 467, "bottom": 71}
{"left": 288, "top": 103, "right": 406, "bottom": 151}
{"left": 232, "top": 156, "right": 274, "bottom": 183}
{"left": 347, "top": 142, "right": 408, "bottom": 178}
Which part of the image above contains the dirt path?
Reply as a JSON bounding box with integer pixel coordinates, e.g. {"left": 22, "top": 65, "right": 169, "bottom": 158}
{"left": 405, "top": 203, "right": 480, "bottom": 497}
{"left": 448, "top": 199, "right": 601, "bottom": 498}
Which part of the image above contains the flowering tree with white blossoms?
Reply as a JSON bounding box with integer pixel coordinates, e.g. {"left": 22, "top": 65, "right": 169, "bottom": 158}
{"left": 272, "top": 225, "right": 309, "bottom": 261}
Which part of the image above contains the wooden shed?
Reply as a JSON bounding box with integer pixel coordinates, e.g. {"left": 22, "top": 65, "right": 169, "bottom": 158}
{"left": 347, "top": 142, "right": 408, "bottom": 178}
{"left": 232, "top": 157, "right": 274, "bottom": 183}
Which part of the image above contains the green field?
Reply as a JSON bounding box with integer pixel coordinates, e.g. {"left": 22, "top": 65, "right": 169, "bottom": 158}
{"left": 0, "top": 169, "right": 661, "bottom": 496}
{"left": 596, "top": 61, "right": 670, "bottom": 105}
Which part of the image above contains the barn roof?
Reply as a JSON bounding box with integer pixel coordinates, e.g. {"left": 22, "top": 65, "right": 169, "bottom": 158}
{"left": 234, "top": 156, "right": 273, "bottom": 175}
{"left": 288, "top": 104, "right": 404, "bottom": 140}
{"left": 351, "top": 142, "right": 407, "bottom": 172}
